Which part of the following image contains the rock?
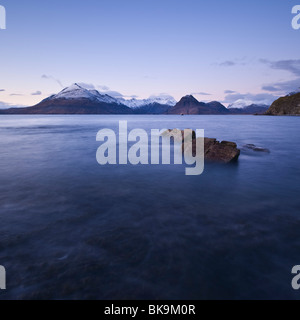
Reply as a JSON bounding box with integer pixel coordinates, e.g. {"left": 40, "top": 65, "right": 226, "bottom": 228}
{"left": 161, "top": 129, "right": 196, "bottom": 142}
{"left": 202, "top": 138, "right": 240, "bottom": 163}
{"left": 243, "top": 144, "right": 270, "bottom": 153}
{"left": 162, "top": 130, "right": 240, "bottom": 163}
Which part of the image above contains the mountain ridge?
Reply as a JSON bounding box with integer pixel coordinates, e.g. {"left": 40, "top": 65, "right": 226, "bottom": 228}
{"left": 0, "top": 84, "right": 272, "bottom": 115}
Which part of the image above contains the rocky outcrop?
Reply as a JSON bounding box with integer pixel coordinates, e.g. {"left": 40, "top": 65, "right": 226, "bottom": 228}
{"left": 162, "top": 130, "right": 240, "bottom": 163}
{"left": 266, "top": 92, "right": 300, "bottom": 115}
{"left": 202, "top": 139, "right": 240, "bottom": 163}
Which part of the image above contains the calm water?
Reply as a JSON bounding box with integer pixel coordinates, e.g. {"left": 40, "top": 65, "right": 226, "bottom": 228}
{"left": 0, "top": 115, "right": 300, "bottom": 300}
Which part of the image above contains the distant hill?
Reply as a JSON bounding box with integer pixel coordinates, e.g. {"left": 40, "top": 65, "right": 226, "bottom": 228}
{"left": 167, "top": 95, "right": 229, "bottom": 115}
{"left": 266, "top": 92, "right": 300, "bottom": 115}
{"left": 229, "top": 104, "right": 269, "bottom": 115}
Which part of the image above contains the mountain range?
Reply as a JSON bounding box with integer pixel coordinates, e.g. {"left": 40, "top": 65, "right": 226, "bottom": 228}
{"left": 0, "top": 83, "right": 270, "bottom": 115}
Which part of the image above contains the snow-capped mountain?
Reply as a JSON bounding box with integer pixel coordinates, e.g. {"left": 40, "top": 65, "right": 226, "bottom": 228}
{"left": 1, "top": 84, "right": 177, "bottom": 115}
{"left": 228, "top": 99, "right": 257, "bottom": 109}
{"left": 116, "top": 95, "right": 177, "bottom": 108}
{"left": 0, "top": 84, "right": 270, "bottom": 115}
{"left": 118, "top": 95, "right": 177, "bottom": 108}
{"left": 46, "top": 83, "right": 121, "bottom": 105}
{"left": 46, "top": 83, "right": 177, "bottom": 108}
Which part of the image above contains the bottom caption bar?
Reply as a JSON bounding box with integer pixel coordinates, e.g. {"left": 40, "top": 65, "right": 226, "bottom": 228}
{"left": 102, "top": 302, "right": 198, "bottom": 318}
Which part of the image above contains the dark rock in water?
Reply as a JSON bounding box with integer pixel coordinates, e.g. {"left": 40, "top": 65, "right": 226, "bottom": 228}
{"left": 161, "top": 129, "right": 196, "bottom": 142}
{"left": 202, "top": 138, "right": 240, "bottom": 163}
{"left": 243, "top": 144, "right": 270, "bottom": 153}
{"left": 162, "top": 130, "right": 240, "bottom": 163}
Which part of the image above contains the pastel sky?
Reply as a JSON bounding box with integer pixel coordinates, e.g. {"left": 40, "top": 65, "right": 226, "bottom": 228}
{"left": 0, "top": 0, "right": 300, "bottom": 108}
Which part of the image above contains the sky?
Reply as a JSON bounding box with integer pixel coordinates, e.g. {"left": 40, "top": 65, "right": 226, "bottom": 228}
{"left": 0, "top": 0, "right": 300, "bottom": 108}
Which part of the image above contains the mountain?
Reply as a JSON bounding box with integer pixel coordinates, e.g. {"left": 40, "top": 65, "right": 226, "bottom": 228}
{"left": 229, "top": 104, "right": 269, "bottom": 115}
{"left": 0, "top": 84, "right": 177, "bottom": 115}
{"left": 0, "top": 84, "right": 273, "bottom": 115}
{"left": 133, "top": 103, "right": 172, "bottom": 114}
{"left": 119, "top": 95, "right": 177, "bottom": 109}
{"left": 167, "top": 95, "right": 229, "bottom": 115}
{"left": 0, "top": 84, "right": 133, "bottom": 115}
{"left": 266, "top": 92, "right": 300, "bottom": 115}
{"left": 119, "top": 94, "right": 176, "bottom": 114}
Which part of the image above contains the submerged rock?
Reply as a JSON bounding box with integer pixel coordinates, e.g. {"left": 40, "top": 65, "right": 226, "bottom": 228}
{"left": 162, "top": 130, "right": 240, "bottom": 163}
{"left": 243, "top": 144, "right": 270, "bottom": 153}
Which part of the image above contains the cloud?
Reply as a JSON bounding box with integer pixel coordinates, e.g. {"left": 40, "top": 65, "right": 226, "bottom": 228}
{"left": 77, "top": 83, "right": 95, "bottom": 90}
{"left": 0, "top": 89, "right": 5, "bottom": 92}
{"left": 102, "top": 90, "right": 124, "bottom": 99}
{"left": 261, "top": 78, "right": 300, "bottom": 94}
{"left": 10, "top": 93, "right": 24, "bottom": 96}
{"left": 97, "top": 85, "right": 110, "bottom": 91}
{"left": 191, "top": 92, "right": 212, "bottom": 96}
{"left": 218, "top": 61, "right": 236, "bottom": 67}
{"left": 42, "top": 75, "right": 64, "bottom": 87}
{"left": 260, "top": 59, "right": 300, "bottom": 76}
{"left": 149, "top": 93, "right": 174, "bottom": 99}
{"left": 261, "top": 86, "right": 278, "bottom": 92}
{"left": 31, "top": 91, "right": 42, "bottom": 96}
{"left": 259, "top": 59, "right": 300, "bottom": 95}
{"left": 223, "top": 92, "right": 279, "bottom": 107}
{"left": 224, "top": 90, "right": 236, "bottom": 94}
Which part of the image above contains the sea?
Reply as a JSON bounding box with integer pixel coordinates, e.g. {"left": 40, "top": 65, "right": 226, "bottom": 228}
{"left": 0, "top": 115, "right": 299, "bottom": 300}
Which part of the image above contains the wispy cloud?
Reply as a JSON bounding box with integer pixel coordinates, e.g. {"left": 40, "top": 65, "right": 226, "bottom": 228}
{"left": 97, "top": 85, "right": 110, "bottom": 91}
{"left": 102, "top": 90, "right": 124, "bottom": 98}
{"left": 10, "top": 93, "right": 24, "bottom": 96}
{"left": 96, "top": 85, "right": 137, "bottom": 99}
{"left": 224, "top": 90, "right": 236, "bottom": 94}
{"left": 218, "top": 60, "right": 236, "bottom": 67}
{"left": 261, "top": 79, "right": 300, "bottom": 94}
{"left": 260, "top": 59, "right": 300, "bottom": 94}
{"left": 223, "top": 92, "right": 278, "bottom": 106}
{"left": 0, "top": 89, "right": 5, "bottom": 92}
{"left": 41, "top": 75, "right": 64, "bottom": 88}
{"left": 191, "top": 92, "right": 212, "bottom": 96}
{"left": 31, "top": 91, "right": 42, "bottom": 96}
{"left": 77, "top": 83, "right": 95, "bottom": 90}
{"left": 216, "top": 57, "right": 250, "bottom": 67}
{"left": 260, "top": 59, "right": 300, "bottom": 76}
